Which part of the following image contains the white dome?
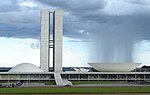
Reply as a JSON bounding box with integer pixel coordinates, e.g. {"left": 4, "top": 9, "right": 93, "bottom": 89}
{"left": 88, "top": 63, "right": 141, "bottom": 72}
{"left": 9, "top": 63, "right": 44, "bottom": 73}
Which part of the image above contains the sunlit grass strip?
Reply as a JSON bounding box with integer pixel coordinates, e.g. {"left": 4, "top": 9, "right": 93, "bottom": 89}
{"left": 71, "top": 80, "right": 119, "bottom": 85}
{"left": 0, "top": 87, "right": 150, "bottom": 94}
{"left": 31, "top": 80, "right": 56, "bottom": 85}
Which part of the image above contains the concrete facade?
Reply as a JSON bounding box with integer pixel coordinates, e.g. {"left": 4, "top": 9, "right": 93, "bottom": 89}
{"left": 53, "top": 10, "right": 63, "bottom": 72}
{"left": 40, "top": 9, "right": 50, "bottom": 72}
{"left": 40, "top": 9, "right": 63, "bottom": 72}
{"left": 0, "top": 72, "right": 150, "bottom": 81}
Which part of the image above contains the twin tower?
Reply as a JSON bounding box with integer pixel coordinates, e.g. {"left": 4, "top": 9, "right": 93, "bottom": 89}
{"left": 40, "top": 9, "right": 63, "bottom": 72}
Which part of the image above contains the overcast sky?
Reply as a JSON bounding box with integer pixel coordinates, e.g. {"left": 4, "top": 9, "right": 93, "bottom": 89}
{"left": 0, "top": 0, "right": 150, "bottom": 67}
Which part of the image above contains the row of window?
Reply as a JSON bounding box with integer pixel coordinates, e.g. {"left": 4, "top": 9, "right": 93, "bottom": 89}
{"left": 0, "top": 74, "right": 150, "bottom": 80}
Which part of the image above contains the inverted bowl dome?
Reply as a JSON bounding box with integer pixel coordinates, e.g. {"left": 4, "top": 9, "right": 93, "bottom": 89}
{"left": 9, "top": 63, "right": 44, "bottom": 73}
{"left": 88, "top": 63, "right": 141, "bottom": 72}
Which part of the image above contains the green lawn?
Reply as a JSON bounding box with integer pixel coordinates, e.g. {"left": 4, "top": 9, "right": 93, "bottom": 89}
{"left": 71, "top": 80, "right": 119, "bottom": 85}
{"left": 0, "top": 87, "right": 150, "bottom": 94}
{"left": 31, "top": 80, "right": 119, "bottom": 85}
{"left": 32, "top": 80, "right": 56, "bottom": 85}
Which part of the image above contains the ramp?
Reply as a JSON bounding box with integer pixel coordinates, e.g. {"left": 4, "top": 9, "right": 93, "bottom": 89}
{"left": 54, "top": 73, "right": 72, "bottom": 86}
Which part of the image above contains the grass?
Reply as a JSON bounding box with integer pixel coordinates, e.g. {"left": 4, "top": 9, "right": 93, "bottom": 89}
{"left": 71, "top": 80, "right": 119, "bottom": 85}
{"left": 0, "top": 87, "right": 150, "bottom": 94}
{"left": 31, "top": 80, "right": 118, "bottom": 85}
{"left": 30, "top": 80, "right": 55, "bottom": 85}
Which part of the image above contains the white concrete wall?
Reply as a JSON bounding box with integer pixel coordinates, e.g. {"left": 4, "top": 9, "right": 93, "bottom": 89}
{"left": 40, "top": 9, "right": 50, "bottom": 72}
{"left": 53, "top": 10, "right": 63, "bottom": 72}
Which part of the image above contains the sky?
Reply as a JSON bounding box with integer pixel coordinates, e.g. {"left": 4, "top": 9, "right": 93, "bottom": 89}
{"left": 0, "top": 0, "right": 150, "bottom": 67}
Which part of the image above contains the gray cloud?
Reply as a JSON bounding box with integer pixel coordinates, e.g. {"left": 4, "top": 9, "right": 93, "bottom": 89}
{"left": 0, "top": 0, "right": 150, "bottom": 40}
{"left": 0, "top": 0, "right": 40, "bottom": 39}
{"left": 0, "top": 22, "right": 40, "bottom": 39}
{"left": 35, "top": 0, "right": 150, "bottom": 62}
{"left": 1, "top": 0, "right": 150, "bottom": 62}
{"left": 36, "top": 0, "right": 150, "bottom": 40}
{"left": 0, "top": 0, "right": 21, "bottom": 12}
{"left": 30, "top": 41, "right": 40, "bottom": 49}
{"left": 36, "top": 0, "right": 107, "bottom": 12}
{"left": 126, "top": 0, "right": 150, "bottom": 5}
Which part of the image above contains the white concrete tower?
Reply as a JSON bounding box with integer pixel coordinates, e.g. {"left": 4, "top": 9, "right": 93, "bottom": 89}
{"left": 40, "top": 9, "right": 63, "bottom": 72}
{"left": 40, "top": 9, "right": 50, "bottom": 72}
{"left": 53, "top": 10, "right": 63, "bottom": 72}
